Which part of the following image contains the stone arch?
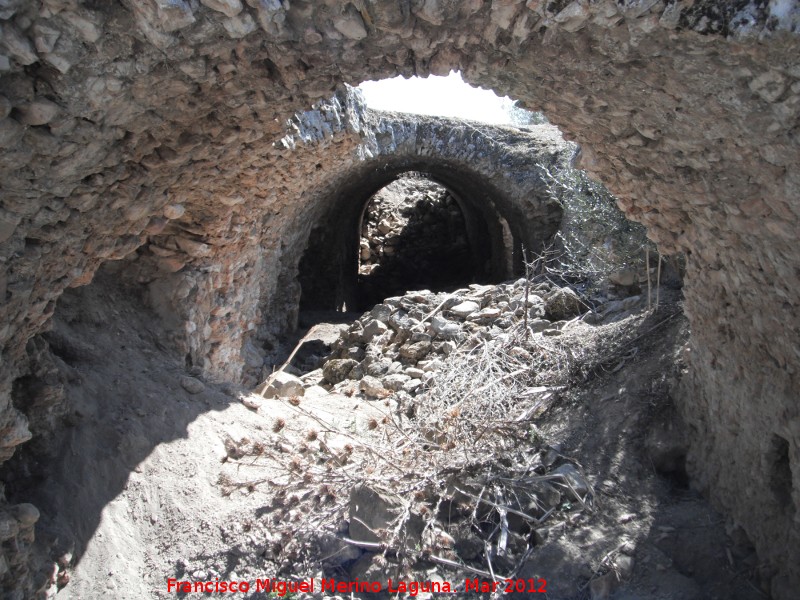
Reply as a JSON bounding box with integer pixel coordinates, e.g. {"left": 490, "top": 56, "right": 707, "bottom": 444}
{"left": 265, "top": 96, "right": 567, "bottom": 335}
{"left": 352, "top": 172, "right": 503, "bottom": 309}
{"left": 0, "top": 1, "right": 798, "bottom": 596}
{"left": 294, "top": 131, "right": 564, "bottom": 313}
{"left": 298, "top": 166, "right": 507, "bottom": 313}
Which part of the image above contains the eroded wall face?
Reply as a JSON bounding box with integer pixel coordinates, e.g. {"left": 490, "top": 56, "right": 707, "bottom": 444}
{"left": 357, "top": 178, "right": 481, "bottom": 308}
{"left": 0, "top": 0, "right": 799, "bottom": 595}
{"left": 294, "top": 124, "right": 565, "bottom": 317}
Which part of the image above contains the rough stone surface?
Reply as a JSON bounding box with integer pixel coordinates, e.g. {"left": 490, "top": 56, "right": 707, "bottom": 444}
{"left": 322, "top": 359, "right": 357, "bottom": 385}
{"left": 358, "top": 375, "right": 385, "bottom": 398}
{"left": 15, "top": 99, "right": 60, "bottom": 126}
{"left": 259, "top": 371, "right": 304, "bottom": 399}
{"left": 349, "top": 484, "right": 424, "bottom": 545}
{"left": 382, "top": 373, "right": 410, "bottom": 392}
{"left": 544, "top": 287, "right": 586, "bottom": 321}
{"left": 450, "top": 301, "right": 480, "bottom": 319}
{"left": 0, "top": 0, "right": 797, "bottom": 596}
{"left": 361, "top": 319, "right": 388, "bottom": 343}
{"left": 430, "top": 315, "right": 460, "bottom": 339}
{"left": 550, "top": 463, "right": 590, "bottom": 501}
{"left": 180, "top": 376, "right": 205, "bottom": 395}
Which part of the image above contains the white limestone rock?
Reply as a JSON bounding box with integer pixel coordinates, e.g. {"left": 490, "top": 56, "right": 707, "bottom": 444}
{"left": 449, "top": 300, "right": 480, "bottom": 319}
{"left": 259, "top": 371, "right": 305, "bottom": 399}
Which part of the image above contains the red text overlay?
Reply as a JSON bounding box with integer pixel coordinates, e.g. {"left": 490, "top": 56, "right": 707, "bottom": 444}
{"left": 166, "top": 577, "right": 547, "bottom": 596}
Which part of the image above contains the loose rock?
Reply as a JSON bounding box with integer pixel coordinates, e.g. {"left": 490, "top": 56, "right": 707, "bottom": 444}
{"left": 180, "top": 376, "right": 205, "bottom": 395}
{"left": 259, "top": 371, "right": 304, "bottom": 399}
{"left": 323, "top": 359, "right": 358, "bottom": 384}
{"left": 450, "top": 300, "right": 480, "bottom": 319}
{"left": 544, "top": 287, "right": 585, "bottom": 321}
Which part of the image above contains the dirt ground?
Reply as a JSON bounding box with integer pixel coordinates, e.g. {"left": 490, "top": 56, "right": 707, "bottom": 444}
{"left": 5, "top": 271, "right": 767, "bottom": 599}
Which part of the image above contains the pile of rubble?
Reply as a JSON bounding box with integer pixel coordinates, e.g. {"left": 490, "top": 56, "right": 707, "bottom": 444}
{"left": 246, "top": 276, "right": 664, "bottom": 597}
{"left": 260, "top": 277, "right": 595, "bottom": 401}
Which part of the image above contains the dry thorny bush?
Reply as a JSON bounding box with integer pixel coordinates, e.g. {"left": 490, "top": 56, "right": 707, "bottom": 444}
{"left": 218, "top": 285, "right": 679, "bottom": 588}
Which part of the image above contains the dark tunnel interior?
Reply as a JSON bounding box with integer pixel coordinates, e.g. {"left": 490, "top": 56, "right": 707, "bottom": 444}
{"left": 296, "top": 162, "right": 525, "bottom": 314}
{"left": 356, "top": 174, "right": 482, "bottom": 308}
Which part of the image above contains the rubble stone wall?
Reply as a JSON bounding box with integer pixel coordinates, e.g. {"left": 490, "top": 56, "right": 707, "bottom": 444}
{"left": 294, "top": 107, "right": 566, "bottom": 315}
{"left": 357, "top": 177, "right": 478, "bottom": 308}
{"left": 0, "top": 0, "right": 799, "bottom": 596}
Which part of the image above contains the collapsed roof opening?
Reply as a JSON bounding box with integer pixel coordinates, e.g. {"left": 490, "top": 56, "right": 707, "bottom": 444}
{"left": 356, "top": 174, "right": 482, "bottom": 309}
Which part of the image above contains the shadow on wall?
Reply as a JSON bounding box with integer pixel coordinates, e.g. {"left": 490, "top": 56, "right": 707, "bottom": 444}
{"left": 0, "top": 265, "right": 242, "bottom": 593}
{"left": 356, "top": 175, "right": 479, "bottom": 309}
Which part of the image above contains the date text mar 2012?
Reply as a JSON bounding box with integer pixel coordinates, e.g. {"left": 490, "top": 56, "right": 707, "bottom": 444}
{"left": 166, "top": 577, "right": 548, "bottom": 595}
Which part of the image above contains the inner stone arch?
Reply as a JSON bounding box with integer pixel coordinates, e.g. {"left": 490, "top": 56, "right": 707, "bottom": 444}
{"left": 295, "top": 147, "right": 559, "bottom": 316}
{"left": 356, "top": 173, "right": 480, "bottom": 309}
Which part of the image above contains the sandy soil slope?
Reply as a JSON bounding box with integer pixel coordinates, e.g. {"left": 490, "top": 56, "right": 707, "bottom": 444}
{"left": 6, "top": 272, "right": 765, "bottom": 599}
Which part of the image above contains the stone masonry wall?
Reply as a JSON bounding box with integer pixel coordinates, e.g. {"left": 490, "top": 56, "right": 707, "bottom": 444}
{"left": 294, "top": 106, "right": 567, "bottom": 316}
{"left": 0, "top": 0, "right": 799, "bottom": 596}
{"left": 358, "top": 177, "right": 476, "bottom": 307}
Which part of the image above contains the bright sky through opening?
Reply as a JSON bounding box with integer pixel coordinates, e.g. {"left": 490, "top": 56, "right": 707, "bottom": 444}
{"left": 358, "top": 71, "right": 515, "bottom": 125}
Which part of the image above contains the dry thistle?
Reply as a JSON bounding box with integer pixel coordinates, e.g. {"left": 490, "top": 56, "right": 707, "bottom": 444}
{"left": 318, "top": 484, "right": 338, "bottom": 504}
{"left": 306, "top": 429, "right": 318, "bottom": 441}
{"left": 288, "top": 396, "right": 301, "bottom": 406}
{"left": 367, "top": 418, "right": 378, "bottom": 430}
{"left": 272, "top": 418, "right": 286, "bottom": 433}
{"left": 373, "top": 554, "right": 388, "bottom": 567}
